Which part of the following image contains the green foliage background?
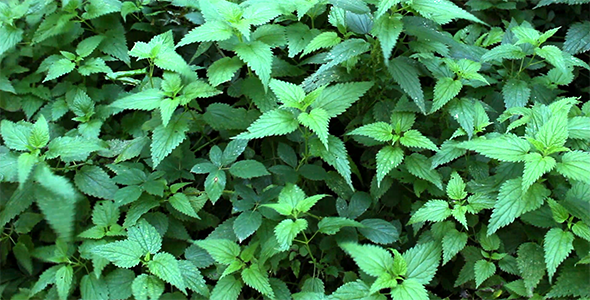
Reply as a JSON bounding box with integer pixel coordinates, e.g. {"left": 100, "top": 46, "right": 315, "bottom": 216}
{"left": 1, "top": 0, "right": 589, "bottom": 299}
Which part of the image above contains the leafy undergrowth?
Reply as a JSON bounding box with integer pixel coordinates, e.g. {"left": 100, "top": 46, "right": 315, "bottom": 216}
{"left": 1, "top": 0, "right": 589, "bottom": 299}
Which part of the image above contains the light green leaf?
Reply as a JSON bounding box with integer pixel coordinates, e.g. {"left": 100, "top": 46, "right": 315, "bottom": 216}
{"left": 474, "top": 259, "right": 496, "bottom": 287}
{"left": 502, "top": 79, "right": 530, "bottom": 109}
{"left": 390, "top": 278, "right": 428, "bottom": 300}
{"left": 178, "top": 21, "right": 233, "bottom": 47}
{"left": 76, "top": 35, "right": 105, "bottom": 58}
{"left": 106, "top": 269, "right": 135, "bottom": 300}
{"left": 159, "top": 98, "right": 179, "bottom": 128}
{"left": 241, "top": 265, "right": 275, "bottom": 298}
{"left": 295, "top": 194, "right": 328, "bottom": 214}
{"left": 341, "top": 243, "right": 394, "bottom": 277}
{"left": 93, "top": 240, "right": 144, "bottom": 268}
{"left": 522, "top": 153, "right": 556, "bottom": 191}
{"left": 535, "top": 45, "right": 566, "bottom": 71}
{"left": 488, "top": 179, "right": 549, "bottom": 235}
{"left": 347, "top": 122, "right": 394, "bottom": 142}
{"left": 309, "top": 135, "right": 353, "bottom": 189}
{"left": 442, "top": 229, "right": 468, "bottom": 265}
{"left": 405, "top": 153, "right": 443, "bottom": 190}
{"left": 82, "top": 0, "right": 123, "bottom": 19}
{"left": 403, "top": 241, "right": 440, "bottom": 285}
{"left": 431, "top": 77, "right": 462, "bottom": 113}
{"left": 195, "top": 239, "right": 240, "bottom": 265}
{"left": 28, "top": 115, "right": 50, "bottom": 149}
{"left": 446, "top": 171, "right": 467, "bottom": 200}
{"left": 536, "top": 113, "right": 568, "bottom": 151}
{"left": 132, "top": 274, "right": 164, "bottom": 300}
{"left": 43, "top": 58, "right": 75, "bottom": 82}
{"left": 207, "top": 57, "right": 244, "bottom": 86}
{"left": 517, "top": 243, "right": 545, "bottom": 293}
{"left": 205, "top": 170, "right": 226, "bottom": 203}
{"left": 0, "top": 26, "right": 23, "bottom": 56}
{"left": 210, "top": 276, "right": 242, "bottom": 300}
{"left": 234, "top": 41, "right": 273, "bottom": 89}
{"left": 269, "top": 79, "right": 305, "bottom": 108}
{"left": 55, "top": 265, "right": 74, "bottom": 300}
{"left": 564, "top": 21, "right": 590, "bottom": 54}
{"left": 17, "top": 153, "right": 37, "bottom": 186}
{"left": 229, "top": 160, "right": 270, "bottom": 178}
{"left": 128, "top": 219, "right": 162, "bottom": 254}
{"left": 169, "top": 193, "right": 199, "bottom": 218}
{"left": 30, "top": 265, "right": 60, "bottom": 296}
{"left": 459, "top": 134, "right": 530, "bottom": 162}
{"left": 303, "top": 32, "right": 341, "bottom": 56}
{"left": 1, "top": 120, "right": 32, "bottom": 151}
{"left": 376, "top": 146, "right": 404, "bottom": 187}
{"left": 274, "top": 218, "right": 308, "bottom": 251}
{"left": 400, "top": 130, "right": 438, "bottom": 151}
{"left": 411, "top": 0, "right": 484, "bottom": 25}
{"left": 358, "top": 218, "right": 399, "bottom": 244}
{"left": 482, "top": 44, "right": 526, "bottom": 62}
{"left": 80, "top": 274, "right": 108, "bottom": 300}
{"left": 298, "top": 108, "right": 330, "bottom": 148}
{"left": 311, "top": 81, "right": 373, "bottom": 118}
{"left": 234, "top": 109, "right": 298, "bottom": 139}
{"left": 408, "top": 200, "right": 452, "bottom": 224}
{"left": 544, "top": 227, "right": 574, "bottom": 281}
{"left": 148, "top": 252, "right": 186, "bottom": 293}
{"left": 371, "top": 14, "right": 403, "bottom": 63}
{"left": 150, "top": 113, "right": 190, "bottom": 167}
{"left": 74, "top": 166, "right": 118, "bottom": 200}
{"left": 556, "top": 151, "right": 590, "bottom": 185}
{"left": 317, "top": 217, "right": 364, "bottom": 235}
{"left": 110, "top": 89, "right": 165, "bottom": 111}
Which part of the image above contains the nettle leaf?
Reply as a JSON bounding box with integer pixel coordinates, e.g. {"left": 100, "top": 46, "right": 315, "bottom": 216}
{"left": 132, "top": 274, "right": 164, "bottom": 300}
{"left": 229, "top": 160, "right": 270, "bottom": 178}
{"left": 241, "top": 264, "right": 275, "bottom": 298}
{"left": 400, "top": 130, "right": 438, "bottom": 151}
{"left": 309, "top": 135, "right": 353, "bottom": 189}
{"left": 128, "top": 219, "right": 162, "bottom": 254}
{"left": 502, "top": 79, "right": 530, "bottom": 109}
{"left": 178, "top": 21, "right": 233, "bottom": 47}
{"left": 43, "top": 58, "right": 75, "bottom": 82}
{"left": 110, "top": 89, "right": 165, "bottom": 111}
{"left": 311, "top": 81, "right": 373, "bottom": 118}
{"left": 474, "top": 259, "right": 496, "bottom": 287}
{"left": 93, "top": 240, "right": 144, "bottom": 268}
{"left": 432, "top": 77, "right": 462, "bottom": 113}
{"left": 234, "top": 41, "right": 273, "bottom": 90}
{"left": 74, "top": 166, "right": 119, "bottom": 200}
{"left": 55, "top": 265, "right": 74, "bottom": 300}
{"left": 210, "top": 275, "right": 242, "bottom": 300}
{"left": 488, "top": 179, "right": 549, "bottom": 235}
{"left": 371, "top": 13, "right": 403, "bottom": 63}
{"left": 408, "top": 200, "right": 452, "bottom": 224}
{"left": 411, "top": 0, "right": 484, "bottom": 25}
{"left": 522, "top": 153, "right": 556, "bottom": 192}
{"left": 348, "top": 122, "right": 395, "bottom": 142}
{"left": 358, "top": 218, "right": 399, "bottom": 244}
{"left": 405, "top": 153, "right": 443, "bottom": 190}
{"left": 442, "top": 229, "right": 468, "bottom": 265}
{"left": 317, "top": 217, "right": 364, "bottom": 235}
{"left": 376, "top": 146, "right": 404, "bottom": 187}
{"left": 341, "top": 243, "right": 394, "bottom": 277}
{"left": 234, "top": 108, "right": 298, "bottom": 139}
{"left": 1, "top": 120, "right": 32, "bottom": 151}
{"left": 388, "top": 57, "right": 425, "bottom": 114}
{"left": 544, "top": 228, "right": 574, "bottom": 281}
{"left": 274, "top": 218, "right": 308, "bottom": 251}
{"left": 390, "top": 278, "right": 428, "bottom": 300}
{"left": 207, "top": 56, "right": 244, "bottom": 87}
{"left": 150, "top": 113, "right": 190, "bottom": 167}
{"left": 556, "top": 151, "right": 590, "bottom": 185}
{"left": 564, "top": 21, "right": 590, "bottom": 54}
{"left": 196, "top": 239, "right": 240, "bottom": 265}
{"left": 233, "top": 211, "right": 262, "bottom": 242}
{"left": 517, "top": 243, "right": 546, "bottom": 292}
{"left": 298, "top": 108, "right": 330, "bottom": 149}
{"left": 148, "top": 252, "right": 186, "bottom": 293}
{"left": 459, "top": 134, "right": 530, "bottom": 162}
{"left": 403, "top": 241, "right": 441, "bottom": 285}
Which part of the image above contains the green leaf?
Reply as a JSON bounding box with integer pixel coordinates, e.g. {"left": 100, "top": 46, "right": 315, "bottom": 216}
{"left": 376, "top": 146, "right": 404, "bottom": 187}
{"left": 0, "top": 188, "right": 35, "bottom": 228}
{"left": 207, "top": 56, "right": 244, "bottom": 86}
{"left": 403, "top": 242, "right": 440, "bottom": 285}
{"left": 405, "top": 153, "right": 443, "bottom": 190}
{"left": 431, "top": 77, "right": 462, "bottom": 113}
{"left": 298, "top": 108, "right": 330, "bottom": 149}
{"left": 522, "top": 153, "right": 556, "bottom": 191}
{"left": 502, "top": 79, "right": 530, "bottom": 109}
{"left": 341, "top": 243, "right": 394, "bottom": 277}
{"left": 169, "top": 193, "right": 199, "bottom": 218}
{"left": 234, "top": 109, "right": 298, "bottom": 140}
{"left": 43, "top": 58, "right": 75, "bottom": 82}
{"left": 544, "top": 228, "right": 574, "bottom": 281}
{"left": 17, "top": 152, "right": 37, "bottom": 186}
{"left": 94, "top": 240, "right": 144, "bottom": 268}
{"left": 295, "top": 194, "right": 328, "bottom": 214}
{"left": 488, "top": 179, "right": 549, "bottom": 235}
{"left": 0, "top": 26, "right": 23, "bottom": 56}
{"left": 311, "top": 81, "right": 373, "bottom": 118}
{"left": 177, "top": 260, "right": 208, "bottom": 296}
{"left": 408, "top": 200, "right": 451, "bottom": 224}
{"left": 564, "top": 21, "right": 590, "bottom": 54}
{"left": 388, "top": 57, "right": 425, "bottom": 114}
{"left": 400, "top": 130, "right": 438, "bottom": 151}
{"left": 148, "top": 252, "right": 186, "bottom": 293}
{"left": 568, "top": 116, "right": 590, "bottom": 140}
{"left": 303, "top": 32, "right": 341, "bottom": 56}
{"left": 74, "top": 166, "right": 118, "bottom": 200}
{"left": 229, "top": 160, "right": 270, "bottom": 178}
{"left": 234, "top": 41, "right": 273, "bottom": 89}
{"left": 80, "top": 274, "right": 108, "bottom": 300}
{"left": 347, "top": 122, "right": 395, "bottom": 142}
{"left": 76, "top": 35, "right": 105, "bottom": 58}
{"left": 535, "top": 45, "right": 566, "bottom": 71}
{"left": 269, "top": 79, "right": 305, "bottom": 108}
{"left": 28, "top": 115, "right": 50, "bottom": 149}
{"left": 482, "top": 44, "right": 526, "bottom": 62}
{"left": 546, "top": 260, "right": 590, "bottom": 298}
{"left": 556, "top": 151, "right": 590, "bottom": 185}
{"left": 55, "top": 265, "right": 74, "bottom": 300}
{"left": 196, "top": 239, "right": 240, "bottom": 265}
{"left": 110, "top": 89, "right": 165, "bottom": 111}
{"left": 536, "top": 114, "right": 568, "bottom": 151}
{"left": 309, "top": 135, "right": 353, "bottom": 189}
{"left": 371, "top": 14, "right": 403, "bottom": 63}
{"left": 233, "top": 211, "right": 262, "bottom": 242}
{"left": 210, "top": 276, "right": 242, "bottom": 300}
{"left": 411, "top": 0, "right": 484, "bottom": 25}
{"left": 178, "top": 21, "right": 233, "bottom": 47}
{"left": 274, "top": 219, "right": 308, "bottom": 251}
{"left": 150, "top": 113, "right": 190, "bottom": 167}
{"left": 442, "top": 230, "right": 468, "bottom": 265}
{"left": 1, "top": 120, "right": 32, "bottom": 151}
{"left": 241, "top": 264, "right": 275, "bottom": 298}
{"left": 459, "top": 134, "right": 530, "bottom": 162}
{"left": 517, "top": 243, "right": 546, "bottom": 293}
{"left": 317, "top": 217, "right": 364, "bottom": 235}
{"left": 358, "top": 218, "right": 399, "bottom": 244}
{"left": 30, "top": 265, "right": 60, "bottom": 296}
{"left": 106, "top": 269, "right": 135, "bottom": 300}
{"left": 205, "top": 170, "right": 226, "bottom": 203}
{"left": 390, "top": 278, "right": 428, "bottom": 300}
{"left": 128, "top": 219, "right": 162, "bottom": 254}
{"left": 446, "top": 172, "right": 467, "bottom": 200}
{"left": 82, "top": 0, "right": 123, "bottom": 19}
{"left": 474, "top": 259, "right": 496, "bottom": 287}
{"left": 132, "top": 274, "right": 164, "bottom": 300}
{"left": 46, "top": 136, "right": 105, "bottom": 162}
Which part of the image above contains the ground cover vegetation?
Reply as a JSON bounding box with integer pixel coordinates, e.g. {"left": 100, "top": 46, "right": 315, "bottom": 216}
{"left": 1, "top": 0, "right": 589, "bottom": 299}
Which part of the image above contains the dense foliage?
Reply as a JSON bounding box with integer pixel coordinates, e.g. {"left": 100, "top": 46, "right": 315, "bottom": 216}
{"left": 1, "top": 0, "right": 589, "bottom": 299}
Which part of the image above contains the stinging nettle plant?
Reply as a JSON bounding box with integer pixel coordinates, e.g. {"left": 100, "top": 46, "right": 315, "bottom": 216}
{"left": 1, "top": 0, "right": 589, "bottom": 299}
